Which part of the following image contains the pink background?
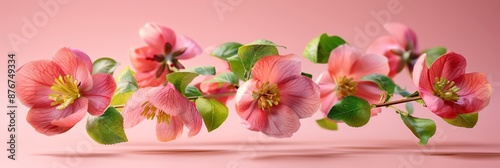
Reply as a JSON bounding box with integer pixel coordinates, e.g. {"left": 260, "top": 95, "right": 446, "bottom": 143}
{"left": 1, "top": 0, "right": 500, "bottom": 167}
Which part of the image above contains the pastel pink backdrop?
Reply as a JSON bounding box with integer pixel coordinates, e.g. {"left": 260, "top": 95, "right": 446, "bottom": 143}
{"left": 1, "top": 0, "right": 500, "bottom": 167}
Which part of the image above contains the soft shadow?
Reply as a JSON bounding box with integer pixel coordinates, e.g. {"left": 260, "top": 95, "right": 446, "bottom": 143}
{"left": 35, "top": 153, "right": 123, "bottom": 158}
{"left": 427, "top": 152, "right": 500, "bottom": 159}
{"left": 125, "top": 141, "right": 303, "bottom": 147}
{"left": 127, "top": 149, "right": 235, "bottom": 155}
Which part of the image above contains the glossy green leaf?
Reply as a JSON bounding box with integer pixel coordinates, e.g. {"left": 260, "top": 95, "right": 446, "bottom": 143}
{"left": 92, "top": 57, "right": 120, "bottom": 75}
{"left": 444, "top": 113, "right": 478, "bottom": 128}
{"left": 246, "top": 39, "right": 286, "bottom": 48}
{"left": 86, "top": 107, "right": 128, "bottom": 145}
{"left": 110, "top": 67, "right": 138, "bottom": 111}
{"left": 211, "top": 42, "right": 242, "bottom": 61}
{"left": 400, "top": 113, "right": 436, "bottom": 145}
{"left": 183, "top": 66, "right": 216, "bottom": 76}
{"left": 185, "top": 85, "right": 203, "bottom": 98}
{"left": 195, "top": 97, "right": 229, "bottom": 132}
{"left": 227, "top": 56, "right": 246, "bottom": 81}
{"left": 301, "top": 72, "right": 313, "bottom": 79}
{"left": 406, "top": 102, "right": 414, "bottom": 115}
{"left": 303, "top": 34, "right": 346, "bottom": 64}
{"left": 423, "top": 47, "right": 447, "bottom": 68}
{"left": 204, "top": 72, "right": 239, "bottom": 86}
{"left": 316, "top": 118, "right": 338, "bottom": 131}
{"left": 166, "top": 72, "right": 199, "bottom": 95}
{"left": 327, "top": 96, "right": 371, "bottom": 127}
{"left": 362, "top": 74, "right": 396, "bottom": 102}
{"left": 238, "top": 40, "right": 280, "bottom": 80}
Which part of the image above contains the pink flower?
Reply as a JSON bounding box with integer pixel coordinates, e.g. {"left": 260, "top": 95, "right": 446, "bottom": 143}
{"left": 317, "top": 44, "right": 390, "bottom": 117}
{"left": 235, "top": 55, "right": 320, "bottom": 138}
{"left": 131, "top": 23, "right": 202, "bottom": 87}
{"left": 199, "top": 61, "right": 236, "bottom": 105}
{"left": 412, "top": 52, "right": 491, "bottom": 119}
{"left": 16, "top": 48, "right": 116, "bottom": 135}
{"left": 121, "top": 83, "right": 202, "bottom": 142}
{"left": 367, "top": 23, "right": 419, "bottom": 77}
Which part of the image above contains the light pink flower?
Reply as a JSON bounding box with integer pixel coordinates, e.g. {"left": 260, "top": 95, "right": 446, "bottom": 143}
{"left": 317, "top": 44, "right": 390, "bottom": 117}
{"left": 121, "top": 83, "right": 202, "bottom": 142}
{"left": 412, "top": 52, "right": 491, "bottom": 119}
{"left": 131, "top": 23, "right": 202, "bottom": 87}
{"left": 16, "top": 48, "right": 116, "bottom": 135}
{"left": 235, "top": 55, "right": 320, "bottom": 138}
{"left": 199, "top": 61, "right": 236, "bottom": 105}
{"left": 367, "top": 23, "right": 419, "bottom": 77}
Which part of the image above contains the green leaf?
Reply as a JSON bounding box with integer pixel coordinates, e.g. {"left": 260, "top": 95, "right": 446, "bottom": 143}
{"left": 301, "top": 72, "right": 313, "bottom": 79}
{"left": 238, "top": 40, "right": 280, "bottom": 80}
{"left": 303, "top": 34, "right": 346, "bottom": 64}
{"left": 92, "top": 57, "right": 120, "bottom": 75}
{"left": 316, "top": 118, "right": 338, "bottom": 131}
{"left": 183, "top": 66, "right": 216, "bottom": 76}
{"left": 423, "top": 47, "right": 447, "bottom": 68}
{"left": 362, "top": 74, "right": 396, "bottom": 102}
{"left": 211, "top": 42, "right": 243, "bottom": 61}
{"left": 110, "top": 67, "right": 138, "bottom": 111}
{"left": 400, "top": 114, "right": 436, "bottom": 145}
{"left": 185, "top": 85, "right": 203, "bottom": 97}
{"left": 166, "top": 72, "right": 199, "bottom": 95}
{"left": 205, "top": 72, "right": 239, "bottom": 86}
{"left": 227, "top": 56, "right": 246, "bottom": 81}
{"left": 246, "top": 39, "right": 286, "bottom": 48}
{"left": 444, "top": 113, "right": 478, "bottom": 128}
{"left": 195, "top": 97, "right": 229, "bottom": 132}
{"left": 327, "top": 96, "right": 371, "bottom": 127}
{"left": 395, "top": 85, "right": 412, "bottom": 97}
{"left": 406, "top": 102, "right": 414, "bottom": 115}
{"left": 86, "top": 107, "right": 128, "bottom": 145}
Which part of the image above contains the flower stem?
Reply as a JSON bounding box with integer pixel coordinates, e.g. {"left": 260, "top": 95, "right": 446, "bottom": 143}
{"left": 373, "top": 96, "right": 422, "bottom": 108}
{"left": 113, "top": 105, "right": 124, "bottom": 109}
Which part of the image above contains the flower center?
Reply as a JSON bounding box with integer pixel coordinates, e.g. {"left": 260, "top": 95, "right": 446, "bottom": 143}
{"left": 335, "top": 76, "right": 357, "bottom": 98}
{"left": 252, "top": 81, "right": 281, "bottom": 110}
{"left": 141, "top": 101, "right": 172, "bottom": 124}
{"left": 433, "top": 77, "right": 460, "bottom": 102}
{"left": 146, "top": 42, "right": 188, "bottom": 78}
{"left": 49, "top": 75, "right": 81, "bottom": 110}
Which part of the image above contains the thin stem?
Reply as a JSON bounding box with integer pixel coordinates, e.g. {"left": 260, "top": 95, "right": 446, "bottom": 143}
{"left": 187, "top": 92, "right": 237, "bottom": 100}
{"left": 113, "top": 105, "right": 124, "bottom": 109}
{"left": 374, "top": 96, "right": 422, "bottom": 108}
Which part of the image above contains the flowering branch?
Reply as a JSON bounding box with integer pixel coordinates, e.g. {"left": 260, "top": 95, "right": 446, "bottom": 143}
{"left": 373, "top": 96, "right": 422, "bottom": 108}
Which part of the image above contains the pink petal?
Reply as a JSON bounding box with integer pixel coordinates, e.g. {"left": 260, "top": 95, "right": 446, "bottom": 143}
{"left": 156, "top": 116, "right": 183, "bottom": 142}
{"left": 130, "top": 47, "right": 159, "bottom": 72}
{"left": 366, "top": 36, "right": 404, "bottom": 78}
{"left": 328, "top": 44, "right": 363, "bottom": 79}
{"left": 51, "top": 98, "right": 88, "bottom": 127}
{"left": 68, "top": 48, "right": 93, "bottom": 72}
{"left": 235, "top": 80, "right": 267, "bottom": 131}
{"left": 355, "top": 81, "right": 383, "bottom": 116}
{"left": 52, "top": 47, "right": 93, "bottom": 91}
{"left": 174, "top": 35, "right": 202, "bottom": 60}
{"left": 384, "top": 23, "right": 418, "bottom": 51}
{"left": 16, "top": 60, "right": 63, "bottom": 108}
{"left": 454, "top": 73, "right": 492, "bottom": 114}
{"left": 251, "top": 54, "right": 301, "bottom": 84}
{"left": 412, "top": 54, "right": 433, "bottom": 91}
{"left": 176, "top": 102, "right": 202, "bottom": 137}
{"left": 139, "top": 23, "right": 177, "bottom": 53}
{"left": 81, "top": 74, "right": 117, "bottom": 116}
{"left": 315, "top": 72, "right": 339, "bottom": 117}
{"left": 261, "top": 105, "right": 300, "bottom": 138}
{"left": 121, "top": 87, "right": 162, "bottom": 128}
{"left": 349, "top": 53, "right": 390, "bottom": 80}
{"left": 279, "top": 76, "right": 320, "bottom": 119}
{"left": 428, "top": 52, "right": 467, "bottom": 82}
{"left": 134, "top": 67, "right": 169, "bottom": 88}
{"left": 420, "top": 91, "right": 455, "bottom": 118}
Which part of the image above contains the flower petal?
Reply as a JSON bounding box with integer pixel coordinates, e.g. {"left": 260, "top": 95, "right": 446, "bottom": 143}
{"left": 384, "top": 23, "right": 418, "bottom": 51}
{"left": 134, "top": 67, "right": 169, "bottom": 88}
{"left": 82, "top": 74, "right": 117, "bottom": 116}
{"left": 156, "top": 116, "right": 183, "bottom": 142}
{"left": 428, "top": 52, "right": 466, "bottom": 82}
{"left": 130, "top": 47, "right": 159, "bottom": 72}
{"left": 174, "top": 35, "right": 202, "bottom": 60}
{"left": 262, "top": 105, "right": 300, "bottom": 138}
{"left": 366, "top": 36, "right": 404, "bottom": 78}
{"left": 16, "top": 60, "right": 63, "bottom": 108}
{"left": 349, "top": 53, "right": 390, "bottom": 80}
{"left": 26, "top": 106, "right": 71, "bottom": 136}
{"left": 279, "top": 76, "right": 320, "bottom": 119}
{"left": 412, "top": 54, "right": 433, "bottom": 91}
{"left": 251, "top": 54, "right": 301, "bottom": 84}
{"left": 52, "top": 47, "right": 93, "bottom": 91}
{"left": 121, "top": 87, "right": 162, "bottom": 128}
{"left": 177, "top": 102, "right": 202, "bottom": 137}
{"left": 328, "top": 44, "right": 363, "bottom": 79}
{"left": 140, "top": 23, "right": 176, "bottom": 53}
{"left": 68, "top": 48, "right": 93, "bottom": 72}
{"left": 51, "top": 98, "right": 88, "bottom": 127}
{"left": 420, "top": 90, "right": 455, "bottom": 118}
{"left": 454, "top": 73, "right": 492, "bottom": 114}
{"left": 235, "top": 80, "right": 267, "bottom": 131}
{"left": 355, "top": 81, "right": 383, "bottom": 116}
{"left": 315, "top": 72, "right": 339, "bottom": 117}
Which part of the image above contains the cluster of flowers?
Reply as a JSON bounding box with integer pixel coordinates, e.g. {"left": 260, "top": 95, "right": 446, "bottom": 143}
{"left": 15, "top": 23, "right": 491, "bottom": 144}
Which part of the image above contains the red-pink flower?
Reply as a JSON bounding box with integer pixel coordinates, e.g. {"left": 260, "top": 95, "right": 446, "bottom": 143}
{"left": 131, "top": 23, "right": 202, "bottom": 87}
{"left": 199, "top": 61, "right": 236, "bottom": 105}
{"left": 317, "top": 44, "right": 389, "bottom": 117}
{"left": 121, "top": 83, "right": 202, "bottom": 142}
{"left": 367, "top": 23, "right": 419, "bottom": 77}
{"left": 412, "top": 52, "right": 492, "bottom": 119}
{"left": 16, "top": 48, "right": 116, "bottom": 135}
{"left": 235, "top": 55, "right": 320, "bottom": 138}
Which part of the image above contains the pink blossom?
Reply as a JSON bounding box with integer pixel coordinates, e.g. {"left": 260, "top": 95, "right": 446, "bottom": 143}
{"left": 367, "top": 23, "right": 419, "bottom": 77}
{"left": 317, "top": 44, "right": 389, "bottom": 117}
{"left": 16, "top": 48, "right": 116, "bottom": 135}
{"left": 235, "top": 55, "right": 320, "bottom": 138}
{"left": 412, "top": 52, "right": 491, "bottom": 119}
{"left": 199, "top": 61, "right": 236, "bottom": 105}
{"left": 131, "top": 23, "right": 202, "bottom": 87}
{"left": 121, "top": 83, "right": 202, "bottom": 142}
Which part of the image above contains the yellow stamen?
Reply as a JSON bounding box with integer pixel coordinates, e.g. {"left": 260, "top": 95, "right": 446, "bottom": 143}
{"left": 140, "top": 101, "right": 172, "bottom": 124}
{"left": 335, "top": 76, "right": 358, "bottom": 98}
{"left": 252, "top": 81, "right": 281, "bottom": 110}
{"left": 49, "top": 75, "right": 81, "bottom": 110}
{"left": 433, "top": 77, "right": 460, "bottom": 101}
